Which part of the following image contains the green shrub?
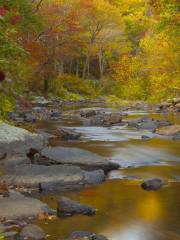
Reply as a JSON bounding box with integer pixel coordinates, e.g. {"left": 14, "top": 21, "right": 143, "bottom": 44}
{"left": 49, "top": 74, "right": 97, "bottom": 98}
{"left": 0, "top": 92, "right": 14, "bottom": 120}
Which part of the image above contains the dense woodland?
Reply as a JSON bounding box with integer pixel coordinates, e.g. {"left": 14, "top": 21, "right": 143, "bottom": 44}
{"left": 0, "top": 0, "right": 179, "bottom": 117}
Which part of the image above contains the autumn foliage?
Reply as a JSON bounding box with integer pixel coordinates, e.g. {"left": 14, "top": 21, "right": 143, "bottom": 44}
{"left": 0, "top": 0, "right": 179, "bottom": 103}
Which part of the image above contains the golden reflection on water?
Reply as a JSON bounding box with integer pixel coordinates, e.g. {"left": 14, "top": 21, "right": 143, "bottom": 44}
{"left": 137, "top": 193, "right": 162, "bottom": 221}
{"left": 37, "top": 180, "right": 180, "bottom": 240}
{"left": 35, "top": 111, "right": 180, "bottom": 239}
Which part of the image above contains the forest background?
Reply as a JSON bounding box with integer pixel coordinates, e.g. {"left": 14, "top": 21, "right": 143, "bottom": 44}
{"left": 0, "top": 0, "right": 179, "bottom": 117}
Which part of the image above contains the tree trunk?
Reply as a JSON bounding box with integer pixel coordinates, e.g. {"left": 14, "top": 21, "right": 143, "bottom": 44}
{"left": 98, "top": 49, "right": 104, "bottom": 80}
{"left": 44, "top": 76, "right": 49, "bottom": 98}
{"left": 69, "top": 58, "right": 73, "bottom": 74}
{"left": 59, "top": 60, "right": 64, "bottom": 75}
{"left": 83, "top": 55, "right": 90, "bottom": 79}
{"left": 76, "top": 60, "right": 79, "bottom": 77}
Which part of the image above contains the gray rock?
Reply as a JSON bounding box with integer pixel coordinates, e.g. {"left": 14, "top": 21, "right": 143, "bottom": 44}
{"left": 68, "top": 231, "right": 108, "bottom": 240}
{"left": 80, "top": 109, "right": 97, "bottom": 118}
{"left": 159, "top": 102, "right": 171, "bottom": 110}
{"left": 141, "top": 135, "right": 151, "bottom": 140}
{"left": 0, "top": 123, "right": 45, "bottom": 155}
{"left": 0, "top": 154, "right": 30, "bottom": 168}
{"left": 0, "top": 223, "right": 6, "bottom": 232}
{"left": 24, "top": 113, "right": 37, "bottom": 123}
{"left": 56, "top": 128, "right": 81, "bottom": 140}
{"left": 83, "top": 170, "right": 105, "bottom": 184}
{"left": 175, "top": 103, "right": 180, "bottom": 110}
{"left": 173, "top": 133, "right": 180, "bottom": 140}
{"left": 156, "top": 125, "right": 180, "bottom": 136}
{"left": 57, "top": 197, "right": 96, "bottom": 217}
{"left": 83, "top": 112, "right": 122, "bottom": 127}
{"left": 41, "top": 147, "right": 119, "bottom": 172}
{"left": 0, "top": 192, "right": 50, "bottom": 219}
{"left": 31, "top": 96, "right": 51, "bottom": 106}
{"left": 20, "top": 224, "right": 45, "bottom": 240}
{"left": 172, "top": 98, "right": 180, "bottom": 105}
{"left": 102, "top": 112, "right": 122, "bottom": 126}
{"left": 3, "top": 231, "right": 18, "bottom": 240}
{"left": 141, "top": 178, "right": 164, "bottom": 191}
{"left": 128, "top": 117, "right": 171, "bottom": 131}
{"left": 138, "top": 122, "right": 157, "bottom": 131}
{"left": 0, "top": 164, "right": 105, "bottom": 190}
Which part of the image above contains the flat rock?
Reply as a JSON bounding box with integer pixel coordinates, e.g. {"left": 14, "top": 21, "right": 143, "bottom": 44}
{"left": 20, "top": 224, "right": 45, "bottom": 240}
{"left": 57, "top": 197, "right": 96, "bottom": 217}
{"left": 0, "top": 154, "right": 30, "bottom": 168}
{"left": 0, "top": 123, "right": 45, "bottom": 155}
{"left": 156, "top": 125, "right": 180, "bottom": 136}
{"left": 0, "top": 192, "right": 50, "bottom": 219}
{"left": 0, "top": 164, "right": 105, "bottom": 190}
{"left": 41, "top": 147, "right": 119, "bottom": 172}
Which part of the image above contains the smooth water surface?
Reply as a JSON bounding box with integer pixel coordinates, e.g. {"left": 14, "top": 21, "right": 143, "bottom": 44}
{"left": 35, "top": 110, "right": 180, "bottom": 240}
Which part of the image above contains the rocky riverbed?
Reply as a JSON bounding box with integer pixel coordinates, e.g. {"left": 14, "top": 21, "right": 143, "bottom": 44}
{"left": 0, "top": 98, "right": 180, "bottom": 239}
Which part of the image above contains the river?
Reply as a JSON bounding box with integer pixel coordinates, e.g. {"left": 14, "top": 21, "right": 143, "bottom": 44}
{"left": 34, "top": 109, "right": 180, "bottom": 240}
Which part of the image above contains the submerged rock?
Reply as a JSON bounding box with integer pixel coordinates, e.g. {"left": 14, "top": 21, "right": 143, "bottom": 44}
{"left": 0, "top": 192, "right": 50, "bottom": 219}
{"left": 0, "top": 164, "right": 105, "bottom": 190}
{"left": 41, "top": 147, "right": 119, "bottom": 172}
{"left": 57, "top": 197, "right": 96, "bottom": 217}
{"left": 20, "top": 224, "right": 45, "bottom": 240}
{"left": 56, "top": 128, "right": 81, "bottom": 140}
{"left": 141, "top": 178, "right": 164, "bottom": 191}
{"left": 67, "top": 231, "right": 108, "bottom": 240}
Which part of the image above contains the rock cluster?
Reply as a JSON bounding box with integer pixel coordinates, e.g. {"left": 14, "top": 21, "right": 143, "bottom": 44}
{"left": 158, "top": 98, "right": 180, "bottom": 112}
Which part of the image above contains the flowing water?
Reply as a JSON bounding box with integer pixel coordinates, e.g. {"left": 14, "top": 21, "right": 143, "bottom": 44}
{"left": 35, "top": 110, "right": 180, "bottom": 240}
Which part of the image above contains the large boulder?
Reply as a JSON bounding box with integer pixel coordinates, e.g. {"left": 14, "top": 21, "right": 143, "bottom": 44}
{"left": 83, "top": 112, "right": 122, "bottom": 127}
{"left": 20, "top": 224, "right": 45, "bottom": 240}
{"left": 56, "top": 128, "right": 81, "bottom": 140}
{"left": 41, "top": 147, "right": 119, "bottom": 172}
{"left": 66, "top": 231, "right": 108, "bottom": 240}
{"left": 57, "top": 197, "right": 96, "bottom": 217}
{"left": 128, "top": 117, "right": 171, "bottom": 131}
{"left": 156, "top": 125, "right": 180, "bottom": 136}
{"left": 141, "top": 178, "right": 164, "bottom": 191}
{"left": 0, "top": 192, "right": 50, "bottom": 219}
{"left": 172, "top": 98, "right": 180, "bottom": 105}
{"left": 102, "top": 112, "right": 122, "bottom": 126}
{"left": 0, "top": 164, "right": 105, "bottom": 190}
{"left": 0, "top": 123, "right": 45, "bottom": 155}
{"left": 80, "top": 109, "right": 98, "bottom": 118}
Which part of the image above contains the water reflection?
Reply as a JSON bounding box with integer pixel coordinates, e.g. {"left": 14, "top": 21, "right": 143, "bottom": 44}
{"left": 37, "top": 180, "right": 180, "bottom": 240}
{"left": 35, "top": 110, "right": 180, "bottom": 239}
